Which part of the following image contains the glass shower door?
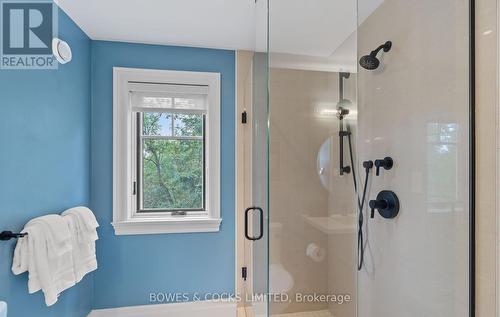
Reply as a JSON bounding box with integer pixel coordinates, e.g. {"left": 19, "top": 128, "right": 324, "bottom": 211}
{"left": 266, "top": 0, "right": 472, "bottom": 316}
{"left": 267, "top": 1, "right": 359, "bottom": 316}
{"left": 356, "top": 0, "right": 472, "bottom": 316}
{"left": 244, "top": 51, "right": 269, "bottom": 317}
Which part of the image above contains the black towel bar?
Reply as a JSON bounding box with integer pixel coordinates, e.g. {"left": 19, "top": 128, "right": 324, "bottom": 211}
{"left": 0, "top": 231, "right": 27, "bottom": 241}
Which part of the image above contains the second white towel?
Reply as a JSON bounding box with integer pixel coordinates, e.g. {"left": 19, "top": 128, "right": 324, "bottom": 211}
{"left": 62, "top": 206, "right": 99, "bottom": 283}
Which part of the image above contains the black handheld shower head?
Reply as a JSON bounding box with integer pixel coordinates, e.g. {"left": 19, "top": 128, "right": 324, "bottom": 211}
{"left": 359, "top": 41, "right": 392, "bottom": 70}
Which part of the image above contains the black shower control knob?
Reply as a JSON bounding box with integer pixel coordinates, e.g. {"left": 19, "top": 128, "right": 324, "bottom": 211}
{"left": 370, "top": 190, "right": 400, "bottom": 219}
{"left": 369, "top": 199, "right": 388, "bottom": 210}
{"left": 369, "top": 199, "right": 388, "bottom": 219}
{"left": 374, "top": 157, "right": 393, "bottom": 176}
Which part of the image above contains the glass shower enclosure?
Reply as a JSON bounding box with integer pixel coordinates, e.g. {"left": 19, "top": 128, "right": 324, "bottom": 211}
{"left": 244, "top": 0, "right": 473, "bottom": 316}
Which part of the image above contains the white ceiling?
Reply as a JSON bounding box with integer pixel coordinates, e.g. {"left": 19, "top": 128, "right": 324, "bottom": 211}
{"left": 269, "top": 0, "right": 356, "bottom": 57}
{"left": 56, "top": 0, "right": 382, "bottom": 70}
{"left": 56, "top": 0, "right": 259, "bottom": 50}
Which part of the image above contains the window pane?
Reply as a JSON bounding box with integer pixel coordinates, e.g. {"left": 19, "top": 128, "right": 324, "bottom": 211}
{"left": 142, "top": 112, "right": 173, "bottom": 136}
{"left": 173, "top": 113, "right": 203, "bottom": 137}
{"left": 142, "top": 139, "right": 204, "bottom": 210}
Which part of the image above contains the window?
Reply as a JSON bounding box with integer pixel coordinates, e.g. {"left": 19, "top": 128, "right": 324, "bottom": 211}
{"left": 113, "top": 68, "right": 221, "bottom": 235}
{"left": 137, "top": 112, "right": 205, "bottom": 213}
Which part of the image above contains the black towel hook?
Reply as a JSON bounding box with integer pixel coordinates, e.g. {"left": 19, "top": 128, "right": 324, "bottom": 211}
{"left": 0, "top": 231, "right": 28, "bottom": 241}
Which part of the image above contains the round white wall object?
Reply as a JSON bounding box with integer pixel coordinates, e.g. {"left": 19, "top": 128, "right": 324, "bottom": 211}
{"left": 52, "top": 38, "right": 72, "bottom": 64}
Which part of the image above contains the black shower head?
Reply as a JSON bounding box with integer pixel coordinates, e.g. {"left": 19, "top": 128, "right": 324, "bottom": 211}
{"left": 359, "top": 55, "right": 380, "bottom": 70}
{"left": 359, "top": 41, "right": 392, "bottom": 70}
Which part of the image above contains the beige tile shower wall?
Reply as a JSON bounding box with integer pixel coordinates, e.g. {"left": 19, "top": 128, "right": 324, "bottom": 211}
{"left": 269, "top": 68, "right": 357, "bottom": 315}
{"left": 475, "top": 0, "right": 498, "bottom": 315}
{"left": 357, "top": 0, "right": 470, "bottom": 316}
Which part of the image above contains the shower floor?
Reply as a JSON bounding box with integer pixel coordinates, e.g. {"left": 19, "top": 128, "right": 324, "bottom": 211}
{"left": 239, "top": 307, "right": 333, "bottom": 317}
{"left": 271, "top": 310, "right": 333, "bottom": 317}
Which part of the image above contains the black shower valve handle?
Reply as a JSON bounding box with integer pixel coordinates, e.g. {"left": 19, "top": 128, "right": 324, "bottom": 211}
{"left": 369, "top": 191, "right": 400, "bottom": 219}
{"left": 374, "top": 157, "right": 394, "bottom": 176}
{"left": 369, "top": 199, "right": 388, "bottom": 218}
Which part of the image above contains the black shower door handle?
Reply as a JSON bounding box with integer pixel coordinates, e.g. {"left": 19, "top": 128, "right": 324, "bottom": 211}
{"left": 244, "top": 207, "right": 264, "bottom": 241}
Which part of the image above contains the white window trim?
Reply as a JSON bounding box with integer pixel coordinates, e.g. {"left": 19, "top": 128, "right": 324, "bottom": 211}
{"left": 112, "top": 67, "right": 221, "bottom": 235}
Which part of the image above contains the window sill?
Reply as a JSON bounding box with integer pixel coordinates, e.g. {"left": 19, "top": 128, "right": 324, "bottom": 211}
{"left": 111, "top": 217, "right": 222, "bottom": 235}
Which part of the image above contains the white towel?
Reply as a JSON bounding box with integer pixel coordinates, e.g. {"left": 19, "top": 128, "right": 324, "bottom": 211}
{"left": 12, "top": 215, "right": 76, "bottom": 306}
{"left": 12, "top": 208, "right": 99, "bottom": 306}
{"left": 62, "top": 206, "right": 99, "bottom": 243}
{"left": 63, "top": 212, "right": 98, "bottom": 283}
{"left": 25, "top": 214, "right": 72, "bottom": 258}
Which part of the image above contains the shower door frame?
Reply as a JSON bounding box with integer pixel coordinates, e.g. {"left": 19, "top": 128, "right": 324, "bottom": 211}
{"left": 469, "top": 0, "right": 476, "bottom": 316}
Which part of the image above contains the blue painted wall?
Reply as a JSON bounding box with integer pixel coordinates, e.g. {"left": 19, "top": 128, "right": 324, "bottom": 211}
{"left": 0, "top": 7, "right": 92, "bottom": 317}
{"left": 90, "top": 41, "right": 235, "bottom": 309}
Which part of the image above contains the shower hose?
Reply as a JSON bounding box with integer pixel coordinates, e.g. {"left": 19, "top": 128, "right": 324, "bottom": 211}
{"left": 345, "top": 129, "right": 372, "bottom": 271}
